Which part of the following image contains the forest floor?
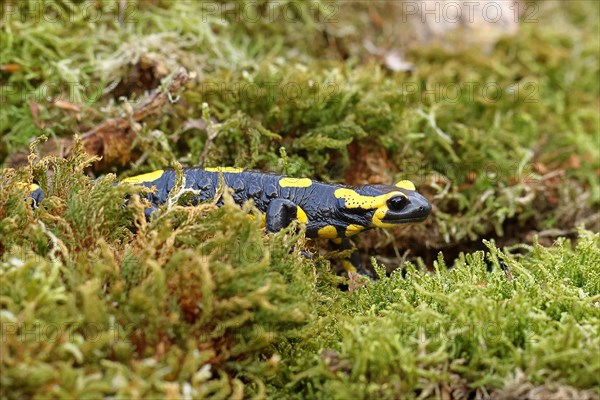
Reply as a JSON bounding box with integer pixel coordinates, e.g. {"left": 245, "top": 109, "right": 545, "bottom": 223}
{"left": 1, "top": 1, "right": 599, "bottom": 399}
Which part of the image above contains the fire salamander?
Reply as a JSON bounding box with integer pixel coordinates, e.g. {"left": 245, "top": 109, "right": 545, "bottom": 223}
{"left": 29, "top": 167, "right": 431, "bottom": 275}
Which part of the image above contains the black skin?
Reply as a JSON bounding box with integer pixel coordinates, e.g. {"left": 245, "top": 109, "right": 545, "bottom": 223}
{"left": 29, "top": 168, "right": 432, "bottom": 274}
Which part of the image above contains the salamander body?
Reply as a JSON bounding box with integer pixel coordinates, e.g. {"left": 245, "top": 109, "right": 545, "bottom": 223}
{"left": 29, "top": 167, "right": 431, "bottom": 273}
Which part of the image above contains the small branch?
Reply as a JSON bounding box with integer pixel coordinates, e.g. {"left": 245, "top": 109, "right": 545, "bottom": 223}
{"left": 79, "top": 67, "right": 189, "bottom": 141}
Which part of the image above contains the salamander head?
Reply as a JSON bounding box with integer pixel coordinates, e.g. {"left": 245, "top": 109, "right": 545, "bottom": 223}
{"left": 374, "top": 187, "right": 431, "bottom": 226}
{"left": 334, "top": 180, "right": 432, "bottom": 230}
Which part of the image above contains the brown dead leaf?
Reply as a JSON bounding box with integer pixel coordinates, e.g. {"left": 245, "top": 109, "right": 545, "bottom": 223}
{"left": 154, "top": 341, "right": 166, "bottom": 359}
{"left": 568, "top": 155, "right": 581, "bottom": 169}
{"left": 347, "top": 271, "right": 369, "bottom": 292}
{"left": 112, "top": 55, "right": 170, "bottom": 100}
{"left": 345, "top": 143, "right": 393, "bottom": 185}
{"left": 368, "top": 6, "right": 384, "bottom": 30}
{"left": 0, "top": 64, "right": 21, "bottom": 73}
{"left": 8, "top": 67, "right": 190, "bottom": 172}
{"left": 53, "top": 99, "right": 81, "bottom": 121}
{"left": 467, "top": 171, "right": 477, "bottom": 183}
{"left": 29, "top": 100, "right": 44, "bottom": 129}
{"left": 320, "top": 348, "right": 351, "bottom": 373}
{"left": 534, "top": 162, "right": 548, "bottom": 175}
{"left": 53, "top": 99, "right": 81, "bottom": 113}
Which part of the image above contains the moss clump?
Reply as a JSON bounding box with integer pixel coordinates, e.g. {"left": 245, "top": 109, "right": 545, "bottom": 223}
{"left": 1, "top": 0, "right": 599, "bottom": 398}
{"left": 273, "top": 232, "right": 599, "bottom": 398}
{"left": 2, "top": 148, "right": 598, "bottom": 398}
{"left": 1, "top": 141, "right": 323, "bottom": 398}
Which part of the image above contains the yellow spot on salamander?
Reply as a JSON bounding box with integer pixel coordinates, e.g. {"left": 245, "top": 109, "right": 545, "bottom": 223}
{"left": 296, "top": 206, "right": 308, "bottom": 224}
{"left": 278, "top": 177, "right": 312, "bottom": 188}
{"left": 395, "top": 180, "right": 416, "bottom": 190}
{"left": 341, "top": 260, "right": 357, "bottom": 273}
{"left": 334, "top": 188, "right": 406, "bottom": 209}
{"left": 248, "top": 212, "right": 267, "bottom": 227}
{"left": 121, "top": 170, "right": 164, "bottom": 185}
{"left": 332, "top": 238, "right": 342, "bottom": 245}
{"left": 16, "top": 182, "right": 40, "bottom": 191}
{"left": 317, "top": 225, "right": 338, "bottom": 239}
{"left": 205, "top": 167, "right": 244, "bottom": 173}
{"left": 372, "top": 205, "right": 395, "bottom": 228}
{"left": 346, "top": 224, "right": 365, "bottom": 236}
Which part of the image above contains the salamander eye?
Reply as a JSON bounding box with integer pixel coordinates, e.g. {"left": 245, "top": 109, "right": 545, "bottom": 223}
{"left": 387, "top": 195, "right": 408, "bottom": 210}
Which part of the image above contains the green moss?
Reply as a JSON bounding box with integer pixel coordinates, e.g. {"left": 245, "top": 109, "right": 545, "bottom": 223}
{"left": 273, "top": 231, "right": 600, "bottom": 398}
{"left": 1, "top": 142, "right": 318, "bottom": 398}
{"left": 1, "top": 0, "right": 599, "bottom": 398}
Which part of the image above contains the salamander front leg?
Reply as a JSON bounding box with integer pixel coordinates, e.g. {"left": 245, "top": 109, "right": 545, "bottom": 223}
{"left": 265, "top": 198, "right": 300, "bottom": 233}
{"left": 265, "top": 198, "right": 313, "bottom": 260}
{"left": 332, "top": 238, "right": 373, "bottom": 278}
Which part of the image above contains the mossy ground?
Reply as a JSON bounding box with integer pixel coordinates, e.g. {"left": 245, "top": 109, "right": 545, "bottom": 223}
{"left": 1, "top": 1, "right": 599, "bottom": 399}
